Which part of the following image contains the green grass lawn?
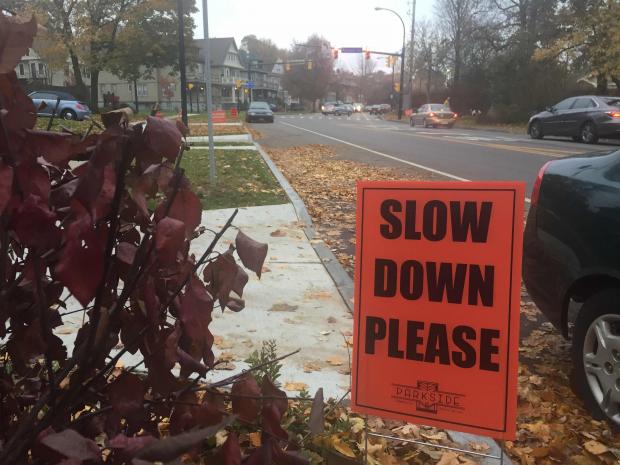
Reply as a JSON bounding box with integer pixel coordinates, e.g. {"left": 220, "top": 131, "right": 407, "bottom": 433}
{"left": 181, "top": 148, "right": 287, "bottom": 210}
{"left": 34, "top": 115, "right": 103, "bottom": 134}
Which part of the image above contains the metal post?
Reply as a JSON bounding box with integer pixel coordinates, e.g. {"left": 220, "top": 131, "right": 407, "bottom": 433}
{"left": 202, "top": 0, "right": 216, "bottom": 184}
{"left": 375, "top": 7, "right": 406, "bottom": 120}
{"left": 409, "top": 0, "right": 416, "bottom": 92}
{"left": 177, "top": 0, "right": 188, "bottom": 125}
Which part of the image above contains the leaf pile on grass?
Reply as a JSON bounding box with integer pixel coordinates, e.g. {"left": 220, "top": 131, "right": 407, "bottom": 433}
{"left": 268, "top": 143, "right": 620, "bottom": 465}
{"left": 182, "top": 148, "right": 287, "bottom": 209}
{"left": 189, "top": 123, "right": 248, "bottom": 136}
{"left": 286, "top": 398, "right": 490, "bottom": 465}
{"left": 268, "top": 145, "right": 437, "bottom": 275}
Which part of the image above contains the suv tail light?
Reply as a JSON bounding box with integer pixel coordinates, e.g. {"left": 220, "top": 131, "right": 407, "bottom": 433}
{"left": 606, "top": 111, "right": 620, "bottom": 118}
{"left": 429, "top": 112, "right": 435, "bottom": 117}
{"left": 531, "top": 161, "right": 552, "bottom": 206}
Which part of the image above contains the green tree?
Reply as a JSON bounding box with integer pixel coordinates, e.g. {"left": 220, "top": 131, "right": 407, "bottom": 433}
{"left": 241, "top": 34, "right": 285, "bottom": 65}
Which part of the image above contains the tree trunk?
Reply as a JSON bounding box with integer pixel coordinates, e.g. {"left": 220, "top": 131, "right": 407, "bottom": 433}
{"left": 596, "top": 74, "right": 608, "bottom": 94}
{"left": 133, "top": 79, "right": 139, "bottom": 113}
{"left": 611, "top": 76, "right": 620, "bottom": 96}
{"left": 90, "top": 69, "right": 100, "bottom": 113}
{"left": 69, "top": 50, "right": 86, "bottom": 99}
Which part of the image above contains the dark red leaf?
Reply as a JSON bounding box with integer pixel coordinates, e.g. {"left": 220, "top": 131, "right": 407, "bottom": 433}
{"left": 213, "top": 431, "right": 241, "bottom": 465}
{"left": 176, "top": 118, "right": 189, "bottom": 137}
{"left": 262, "top": 403, "right": 288, "bottom": 441}
{"left": 155, "top": 188, "right": 202, "bottom": 236}
{"left": 109, "top": 372, "right": 146, "bottom": 417}
{"left": 226, "top": 296, "right": 245, "bottom": 312}
{"left": 108, "top": 434, "right": 156, "bottom": 459}
{"left": 155, "top": 217, "right": 186, "bottom": 265}
{"left": 10, "top": 194, "right": 60, "bottom": 250}
{"left": 134, "top": 416, "right": 235, "bottom": 462}
{"left": 23, "top": 130, "right": 73, "bottom": 165}
{"left": 15, "top": 159, "right": 50, "bottom": 201}
{"left": 169, "top": 391, "right": 201, "bottom": 435}
{"left": 262, "top": 378, "right": 288, "bottom": 417}
{"left": 144, "top": 116, "right": 182, "bottom": 162}
{"left": 308, "top": 388, "right": 325, "bottom": 434}
{"left": 179, "top": 277, "right": 214, "bottom": 368}
{"left": 0, "top": 14, "right": 37, "bottom": 73}
{"left": 117, "top": 242, "right": 137, "bottom": 265}
{"left": 177, "top": 346, "right": 208, "bottom": 378}
{"left": 232, "top": 265, "right": 249, "bottom": 297}
{"left": 54, "top": 210, "right": 107, "bottom": 306}
{"left": 231, "top": 374, "right": 260, "bottom": 422}
{"left": 0, "top": 161, "right": 13, "bottom": 215}
{"left": 235, "top": 231, "right": 268, "bottom": 278}
{"left": 203, "top": 250, "right": 237, "bottom": 308}
{"left": 90, "top": 163, "right": 116, "bottom": 222}
{"left": 39, "top": 429, "right": 100, "bottom": 462}
{"left": 0, "top": 72, "right": 36, "bottom": 130}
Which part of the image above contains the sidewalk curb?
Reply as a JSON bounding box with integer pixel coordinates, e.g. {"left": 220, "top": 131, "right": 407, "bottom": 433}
{"left": 254, "top": 142, "right": 354, "bottom": 313}
{"left": 254, "top": 140, "right": 513, "bottom": 465}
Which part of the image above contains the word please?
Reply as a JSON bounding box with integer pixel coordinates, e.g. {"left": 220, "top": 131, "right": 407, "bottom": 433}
{"left": 365, "top": 317, "right": 501, "bottom": 372}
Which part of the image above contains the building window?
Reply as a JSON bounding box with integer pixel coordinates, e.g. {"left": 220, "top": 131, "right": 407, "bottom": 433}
{"left": 19, "top": 64, "right": 24, "bottom": 76}
{"left": 137, "top": 84, "right": 148, "bottom": 97}
{"left": 31, "top": 63, "right": 37, "bottom": 78}
{"left": 221, "top": 87, "right": 231, "bottom": 97}
{"left": 225, "top": 68, "right": 230, "bottom": 77}
{"left": 38, "top": 63, "right": 44, "bottom": 75}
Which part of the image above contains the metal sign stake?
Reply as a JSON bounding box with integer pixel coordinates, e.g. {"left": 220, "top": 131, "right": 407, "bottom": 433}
{"left": 362, "top": 416, "right": 506, "bottom": 464}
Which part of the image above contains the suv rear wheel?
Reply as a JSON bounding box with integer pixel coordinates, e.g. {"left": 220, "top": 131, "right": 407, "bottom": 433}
{"left": 572, "top": 288, "right": 620, "bottom": 428}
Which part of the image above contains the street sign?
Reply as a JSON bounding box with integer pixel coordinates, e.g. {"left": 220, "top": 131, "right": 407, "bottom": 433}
{"left": 244, "top": 81, "right": 254, "bottom": 89}
{"left": 341, "top": 47, "right": 364, "bottom": 53}
{"left": 351, "top": 181, "right": 524, "bottom": 440}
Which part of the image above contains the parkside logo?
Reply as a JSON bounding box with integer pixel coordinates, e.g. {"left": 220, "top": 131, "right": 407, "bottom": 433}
{"left": 391, "top": 381, "right": 465, "bottom": 414}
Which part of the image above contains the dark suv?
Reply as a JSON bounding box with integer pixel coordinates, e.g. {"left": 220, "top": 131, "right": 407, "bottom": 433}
{"left": 523, "top": 149, "right": 620, "bottom": 426}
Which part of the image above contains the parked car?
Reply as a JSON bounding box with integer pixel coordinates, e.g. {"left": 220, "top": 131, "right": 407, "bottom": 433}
{"left": 410, "top": 104, "right": 457, "bottom": 128}
{"left": 528, "top": 95, "right": 620, "bottom": 144}
{"left": 368, "top": 104, "right": 390, "bottom": 115}
{"left": 334, "top": 104, "right": 352, "bottom": 116}
{"left": 28, "top": 90, "right": 91, "bottom": 120}
{"left": 523, "top": 149, "right": 620, "bottom": 426}
{"left": 321, "top": 101, "right": 343, "bottom": 115}
{"left": 246, "top": 101, "right": 274, "bottom": 123}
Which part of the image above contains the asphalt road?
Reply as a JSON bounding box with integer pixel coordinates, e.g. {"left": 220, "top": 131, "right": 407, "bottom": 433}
{"left": 253, "top": 112, "right": 620, "bottom": 194}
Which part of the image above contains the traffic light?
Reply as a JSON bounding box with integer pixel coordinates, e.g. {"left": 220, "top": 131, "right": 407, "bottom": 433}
{"left": 386, "top": 56, "right": 391, "bottom": 67}
{"left": 285, "top": 62, "right": 291, "bottom": 71}
{"left": 394, "top": 82, "right": 401, "bottom": 93}
{"left": 333, "top": 49, "right": 339, "bottom": 59}
{"left": 307, "top": 61, "right": 313, "bottom": 70}
{"left": 365, "top": 50, "right": 371, "bottom": 60}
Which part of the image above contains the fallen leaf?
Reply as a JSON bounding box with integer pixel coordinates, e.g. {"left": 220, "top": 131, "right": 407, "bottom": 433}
{"left": 436, "top": 451, "right": 459, "bottom": 465}
{"left": 284, "top": 382, "right": 309, "bottom": 391}
{"left": 583, "top": 440, "right": 608, "bottom": 455}
{"left": 270, "top": 229, "right": 286, "bottom": 237}
{"left": 326, "top": 356, "right": 344, "bottom": 366}
{"left": 269, "top": 302, "right": 298, "bottom": 312}
{"left": 249, "top": 431, "right": 261, "bottom": 447}
{"left": 304, "top": 362, "right": 322, "bottom": 373}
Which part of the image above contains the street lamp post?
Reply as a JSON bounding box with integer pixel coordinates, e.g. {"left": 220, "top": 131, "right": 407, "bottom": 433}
{"left": 375, "top": 6, "right": 406, "bottom": 120}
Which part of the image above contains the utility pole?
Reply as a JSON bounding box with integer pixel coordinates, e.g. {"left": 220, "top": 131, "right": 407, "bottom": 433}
{"left": 409, "top": 0, "right": 416, "bottom": 93}
{"left": 426, "top": 46, "right": 432, "bottom": 104}
{"left": 177, "top": 0, "right": 188, "bottom": 125}
{"left": 202, "top": 0, "right": 216, "bottom": 184}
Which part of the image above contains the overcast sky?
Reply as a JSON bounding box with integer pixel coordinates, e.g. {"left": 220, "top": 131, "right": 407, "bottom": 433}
{"left": 191, "top": 0, "right": 435, "bottom": 74}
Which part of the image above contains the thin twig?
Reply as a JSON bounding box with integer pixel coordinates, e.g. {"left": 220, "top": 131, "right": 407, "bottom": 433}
{"left": 208, "top": 348, "right": 301, "bottom": 389}
{"left": 46, "top": 97, "right": 61, "bottom": 131}
{"left": 34, "top": 257, "right": 57, "bottom": 405}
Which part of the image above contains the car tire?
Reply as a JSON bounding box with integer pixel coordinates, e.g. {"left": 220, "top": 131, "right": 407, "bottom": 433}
{"left": 572, "top": 288, "right": 620, "bottom": 428}
{"left": 269, "top": 118, "right": 274, "bottom": 123}
{"left": 410, "top": 118, "right": 415, "bottom": 127}
{"left": 572, "top": 136, "right": 581, "bottom": 142}
{"left": 61, "top": 109, "right": 77, "bottom": 120}
{"left": 581, "top": 122, "right": 599, "bottom": 144}
{"left": 447, "top": 123, "right": 454, "bottom": 129}
{"left": 423, "top": 119, "right": 428, "bottom": 128}
{"left": 529, "top": 120, "right": 544, "bottom": 139}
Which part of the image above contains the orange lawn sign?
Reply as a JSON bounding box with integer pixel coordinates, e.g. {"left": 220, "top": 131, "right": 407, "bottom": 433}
{"left": 351, "top": 181, "right": 525, "bottom": 440}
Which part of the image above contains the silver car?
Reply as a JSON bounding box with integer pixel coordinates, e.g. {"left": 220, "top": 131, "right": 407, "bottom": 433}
{"left": 28, "top": 90, "right": 92, "bottom": 121}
